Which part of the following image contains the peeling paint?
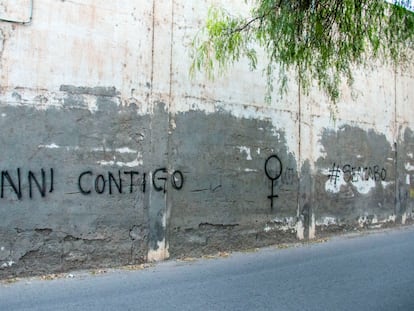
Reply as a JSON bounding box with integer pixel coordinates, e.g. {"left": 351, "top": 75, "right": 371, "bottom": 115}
{"left": 97, "top": 158, "right": 143, "bottom": 167}
{"left": 147, "top": 240, "right": 169, "bottom": 262}
{"left": 38, "top": 143, "right": 60, "bottom": 149}
{"left": 357, "top": 214, "right": 398, "bottom": 228}
{"left": 0, "top": 0, "right": 412, "bottom": 279}
{"left": 244, "top": 168, "right": 258, "bottom": 172}
{"left": 90, "top": 147, "right": 139, "bottom": 154}
{"left": 296, "top": 220, "right": 304, "bottom": 240}
{"left": 387, "top": 215, "right": 397, "bottom": 223}
{"left": 405, "top": 163, "right": 414, "bottom": 171}
{"left": 268, "top": 217, "right": 297, "bottom": 232}
{"left": 324, "top": 168, "right": 347, "bottom": 194}
{"left": 38, "top": 144, "right": 139, "bottom": 155}
{"left": 0, "top": 87, "right": 149, "bottom": 115}
{"left": 351, "top": 178, "right": 376, "bottom": 195}
{"left": 0, "top": 261, "right": 15, "bottom": 269}
{"left": 237, "top": 146, "right": 252, "bottom": 160}
{"left": 316, "top": 217, "right": 337, "bottom": 226}
{"left": 309, "top": 215, "right": 316, "bottom": 239}
{"left": 381, "top": 181, "right": 394, "bottom": 188}
{"left": 170, "top": 118, "right": 177, "bottom": 130}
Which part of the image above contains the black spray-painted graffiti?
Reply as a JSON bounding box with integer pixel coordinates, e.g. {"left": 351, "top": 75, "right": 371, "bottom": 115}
{"left": 328, "top": 163, "right": 387, "bottom": 185}
{"left": 152, "top": 168, "right": 184, "bottom": 193}
{"left": 265, "top": 155, "right": 282, "bottom": 211}
{"left": 0, "top": 167, "right": 184, "bottom": 200}
{"left": 78, "top": 170, "right": 146, "bottom": 195}
{"left": 1, "top": 168, "right": 54, "bottom": 199}
{"left": 281, "top": 167, "right": 296, "bottom": 186}
{"left": 265, "top": 155, "right": 297, "bottom": 210}
{"left": 78, "top": 168, "right": 184, "bottom": 195}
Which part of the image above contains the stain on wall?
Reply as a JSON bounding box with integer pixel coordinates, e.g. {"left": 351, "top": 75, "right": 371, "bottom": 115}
{"left": 315, "top": 125, "right": 396, "bottom": 228}
{"left": 167, "top": 111, "right": 298, "bottom": 258}
{"left": 0, "top": 88, "right": 413, "bottom": 277}
{"left": 397, "top": 128, "right": 414, "bottom": 223}
{"left": 0, "top": 88, "right": 151, "bottom": 278}
{"left": 0, "top": 0, "right": 413, "bottom": 278}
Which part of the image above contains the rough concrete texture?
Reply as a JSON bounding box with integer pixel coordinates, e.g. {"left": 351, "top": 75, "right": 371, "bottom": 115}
{"left": 0, "top": 0, "right": 413, "bottom": 278}
{"left": 315, "top": 126, "right": 395, "bottom": 229}
{"left": 168, "top": 111, "right": 298, "bottom": 258}
{"left": 0, "top": 88, "right": 152, "bottom": 278}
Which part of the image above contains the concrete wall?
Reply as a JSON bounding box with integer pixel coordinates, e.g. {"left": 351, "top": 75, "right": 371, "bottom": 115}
{"left": 0, "top": 0, "right": 413, "bottom": 278}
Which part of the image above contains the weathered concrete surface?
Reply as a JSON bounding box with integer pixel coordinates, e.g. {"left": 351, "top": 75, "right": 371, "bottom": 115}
{"left": 0, "top": 88, "right": 152, "bottom": 278}
{"left": 315, "top": 126, "right": 395, "bottom": 226}
{"left": 0, "top": 0, "right": 413, "bottom": 278}
{"left": 167, "top": 111, "right": 298, "bottom": 258}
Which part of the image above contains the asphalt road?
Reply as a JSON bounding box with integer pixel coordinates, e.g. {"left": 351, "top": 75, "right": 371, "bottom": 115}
{"left": 1, "top": 226, "right": 414, "bottom": 311}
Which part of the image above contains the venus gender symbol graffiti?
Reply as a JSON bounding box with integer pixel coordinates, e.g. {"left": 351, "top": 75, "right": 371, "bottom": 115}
{"left": 265, "top": 155, "right": 282, "bottom": 211}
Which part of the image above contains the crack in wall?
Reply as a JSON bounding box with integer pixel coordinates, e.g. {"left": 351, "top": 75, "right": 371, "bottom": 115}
{"left": 0, "top": 28, "right": 6, "bottom": 76}
{"left": 198, "top": 223, "right": 240, "bottom": 229}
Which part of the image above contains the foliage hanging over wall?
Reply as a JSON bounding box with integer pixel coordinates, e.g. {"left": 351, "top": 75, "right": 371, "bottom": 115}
{"left": 190, "top": 0, "right": 414, "bottom": 113}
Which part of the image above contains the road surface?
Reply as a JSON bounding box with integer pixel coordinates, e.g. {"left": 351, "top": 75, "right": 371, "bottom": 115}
{"left": 1, "top": 226, "right": 414, "bottom": 310}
